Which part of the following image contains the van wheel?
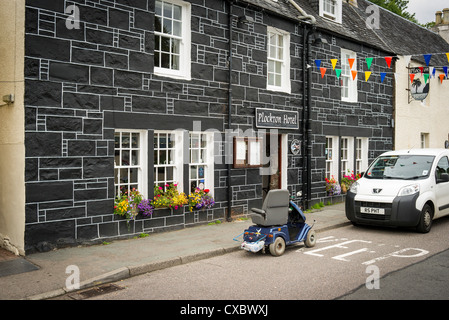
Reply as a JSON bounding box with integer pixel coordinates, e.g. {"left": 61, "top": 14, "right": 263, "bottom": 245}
{"left": 416, "top": 204, "right": 433, "bottom": 233}
{"left": 269, "top": 237, "right": 285, "bottom": 256}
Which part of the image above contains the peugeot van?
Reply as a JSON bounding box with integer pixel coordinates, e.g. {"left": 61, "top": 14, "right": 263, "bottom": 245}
{"left": 345, "top": 149, "right": 449, "bottom": 233}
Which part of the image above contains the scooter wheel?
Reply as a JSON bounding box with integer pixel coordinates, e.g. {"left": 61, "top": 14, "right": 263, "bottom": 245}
{"left": 305, "top": 230, "right": 316, "bottom": 248}
{"left": 269, "top": 237, "right": 286, "bottom": 256}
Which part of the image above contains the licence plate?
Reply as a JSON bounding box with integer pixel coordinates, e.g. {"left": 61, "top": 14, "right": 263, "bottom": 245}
{"left": 361, "top": 207, "right": 385, "bottom": 215}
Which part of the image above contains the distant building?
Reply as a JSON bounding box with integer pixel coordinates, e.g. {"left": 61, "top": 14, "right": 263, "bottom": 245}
{"left": 432, "top": 8, "right": 449, "bottom": 44}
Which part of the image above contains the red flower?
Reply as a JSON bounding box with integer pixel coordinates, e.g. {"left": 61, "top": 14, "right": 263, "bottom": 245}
{"left": 204, "top": 189, "right": 210, "bottom": 193}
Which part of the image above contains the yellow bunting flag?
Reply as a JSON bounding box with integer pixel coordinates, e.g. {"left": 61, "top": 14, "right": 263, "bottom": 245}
{"left": 331, "top": 59, "right": 338, "bottom": 70}
{"left": 365, "top": 71, "right": 372, "bottom": 82}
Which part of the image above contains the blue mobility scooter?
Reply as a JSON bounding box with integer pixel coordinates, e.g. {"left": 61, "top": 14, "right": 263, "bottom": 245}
{"left": 235, "top": 189, "right": 316, "bottom": 256}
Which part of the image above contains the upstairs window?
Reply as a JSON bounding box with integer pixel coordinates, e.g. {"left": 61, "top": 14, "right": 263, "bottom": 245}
{"left": 341, "top": 48, "right": 358, "bottom": 102}
{"left": 154, "top": 0, "right": 191, "bottom": 80}
{"left": 319, "top": 0, "right": 342, "bottom": 23}
{"left": 267, "top": 27, "right": 291, "bottom": 93}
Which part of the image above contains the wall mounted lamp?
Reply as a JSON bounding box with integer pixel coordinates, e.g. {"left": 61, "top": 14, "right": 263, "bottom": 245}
{"left": 312, "top": 33, "right": 328, "bottom": 45}
{"left": 1, "top": 94, "right": 15, "bottom": 107}
{"left": 238, "top": 15, "right": 254, "bottom": 25}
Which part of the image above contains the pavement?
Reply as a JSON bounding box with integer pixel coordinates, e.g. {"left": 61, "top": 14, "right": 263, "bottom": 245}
{"left": 0, "top": 201, "right": 349, "bottom": 300}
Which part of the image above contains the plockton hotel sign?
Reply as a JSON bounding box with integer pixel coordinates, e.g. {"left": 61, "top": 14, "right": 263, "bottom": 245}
{"left": 255, "top": 108, "right": 299, "bottom": 129}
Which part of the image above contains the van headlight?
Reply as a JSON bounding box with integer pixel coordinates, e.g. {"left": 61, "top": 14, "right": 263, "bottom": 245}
{"left": 349, "top": 181, "right": 359, "bottom": 194}
{"left": 398, "top": 184, "right": 420, "bottom": 197}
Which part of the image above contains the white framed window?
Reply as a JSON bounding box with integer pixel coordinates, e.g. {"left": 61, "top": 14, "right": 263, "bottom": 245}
{"left": 325, "top": 136, "right": 339, "bottom": 180}
{"left": 355, "top": 137, "right": 369, "bottom": 175}
{"left": 267, "top": 27, "right": 291, "bottom": 93}
{"left": 319, "top": 0, "right": 342, "bottom": 23}
{"left": 114, "top": 130, "right": 148, "bottom": 197}
{"left": 189, "top": 132, "right": 214, "bottom": 194}
{"left": 153, "top": 130, "right": 184, "bottom": 191}
{"left": 341, "top": 48, "right": 358, "bottom": 102}
{"left": 154, "top": 0, "right": 191, "bottom": 80}
{"left": 340, "top": 137, "right": 354, "bottom": 178}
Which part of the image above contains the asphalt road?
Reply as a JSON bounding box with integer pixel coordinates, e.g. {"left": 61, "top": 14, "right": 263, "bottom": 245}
{"left": 81, "top": 215, "right": 449, "bottom": 301}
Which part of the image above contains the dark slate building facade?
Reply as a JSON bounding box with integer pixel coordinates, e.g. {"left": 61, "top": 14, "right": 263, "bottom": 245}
{"left": 23, "top": 0, "right": 394, "bottom": 253}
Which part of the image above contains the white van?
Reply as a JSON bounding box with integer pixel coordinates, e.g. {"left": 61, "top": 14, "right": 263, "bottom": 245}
{"left": 346, "top": 149, "right": 449, "bottom": 233}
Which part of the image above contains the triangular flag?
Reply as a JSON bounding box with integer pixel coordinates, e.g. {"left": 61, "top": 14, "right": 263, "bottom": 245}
{"left": 430, "top": 67, "right": 435, "bottom": 78}
{"left": 331, "top": 59, "right": 338, "bottom": 70}
{"left": 315, "top": 59, "right": 321, "bottom": 68}
{"left": 423, "top": 73, "right": 429, "bottom": 84}
{"left": 366, "top": 57, "right": 373, "bottom": 70}
{"left": 409, "top": 73, "right": 415, "bottom": 84}
{"left": 380, "top": 72, "right": 387, "bottom": 83}
{"left": 418, "top": 67, "right": 423, "bottom": 75}
{"left": 348, "top": 58, "right": 355, "bottom": 69}
{"left": 423, "top": 54, "right": 432, "bottom": 66}
{"left": 365, "top": 71, "right": 372, "bottom": 82}
{"left": 351, "top": 70, "right": 357, "bottom": 80}
{"left": 446, "top": 53, "right": 449, "bottom": 63}
{"left": 335, "top": 69, "right": 342, "bottom": 80}
{"left": 385, "top": 56, "right": 393, "bottom": 68}
{"left": 432, "top": 67, "right": 436, "bottom": 78}
{"left": 394, "top": 73, "right": 400, "bottom": 84}
{"left": 444, "top": 66, "right": 448, "bottom": 78}
{"left": 320, "top": 67, "right": 327, "bottom": 78}
{"left": 439, "top": 74, "right": 445, "bottom": 84}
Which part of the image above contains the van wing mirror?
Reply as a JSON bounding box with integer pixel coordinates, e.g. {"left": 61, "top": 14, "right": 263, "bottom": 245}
{"left": 437, "top": 173, "right": 449, "bottom": 183}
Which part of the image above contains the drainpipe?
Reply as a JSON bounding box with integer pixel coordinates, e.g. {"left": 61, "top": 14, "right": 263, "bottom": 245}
{"left": 302, "top": 26, "right": 314, "bottom": 210}
{"left": 226, "top": 0, "right": 234, "bottom": 222}
{"left": 287, "top": 0, "right": 316, "bottom": 24}
{"left": 293, "top": 0, "right": 315, "bottom": 210}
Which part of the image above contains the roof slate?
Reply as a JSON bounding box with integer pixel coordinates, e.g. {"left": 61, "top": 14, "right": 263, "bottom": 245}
{"left": 241, "top": 0, "right": 449, "bottom": 64}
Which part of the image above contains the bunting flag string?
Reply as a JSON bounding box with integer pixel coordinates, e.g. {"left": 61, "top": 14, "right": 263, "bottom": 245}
{"left": 313, "top": 51, "right": 449, "bottom": 84}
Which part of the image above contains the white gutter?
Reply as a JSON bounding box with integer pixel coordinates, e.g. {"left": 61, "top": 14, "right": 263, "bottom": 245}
{"left": 287, "top": 0, "right": 316, "bottom": 24}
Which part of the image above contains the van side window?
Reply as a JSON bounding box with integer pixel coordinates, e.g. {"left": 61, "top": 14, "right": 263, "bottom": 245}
{"left": 436, "top": 156, "right": 449, "bottom": 181}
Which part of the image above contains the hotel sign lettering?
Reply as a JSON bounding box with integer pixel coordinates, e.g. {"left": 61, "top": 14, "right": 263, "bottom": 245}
{"left": 255, "top": 108, "right": 299, "bottom": 129}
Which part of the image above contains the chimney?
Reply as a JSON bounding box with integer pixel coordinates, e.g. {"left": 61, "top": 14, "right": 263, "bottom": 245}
{"left": 436, "top": 11, "right": 442, "bottom": 25}
{"left": 347, "top": 0, "right": 358, "bottom": 7}
{"left": 443, "top": 8, "right": 449, "bottom": 24}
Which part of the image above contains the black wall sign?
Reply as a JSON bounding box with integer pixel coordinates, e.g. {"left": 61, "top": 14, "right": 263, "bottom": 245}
{"left": 255, "top": 108, "right": 299, "bottom": 129}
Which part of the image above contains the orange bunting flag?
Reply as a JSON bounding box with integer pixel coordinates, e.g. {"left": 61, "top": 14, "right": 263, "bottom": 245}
{"left": 331, "top": 59, "right": 338, "bottom": 70}
{"left": 348, "top": 58, "right": 355, "bottom": 69}
{"left": 439, "top": 74, "right": 445, "bottom": 84}
{"left": 385, "top": 56, "right": 393, "bottom": 68}
{"left": 365, "top": 71, "right": 372, "bottom": 82}
{"left": 409, "top": 73, "right": 415, "bottom": 84}
{"left": 351, "top": 70, "right": 357, "bottom": 80}
{"left": 320, "top": 67, "right": 327, "bottom": 78}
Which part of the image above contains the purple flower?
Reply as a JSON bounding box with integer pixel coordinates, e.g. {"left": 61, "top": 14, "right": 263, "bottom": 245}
{"left": 138, "top": 199, "right": 154, "bottom": 217}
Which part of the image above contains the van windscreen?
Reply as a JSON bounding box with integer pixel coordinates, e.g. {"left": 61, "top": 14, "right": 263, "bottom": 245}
{"left": 365, "top": 155, "right": 435, "bottom": 180}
